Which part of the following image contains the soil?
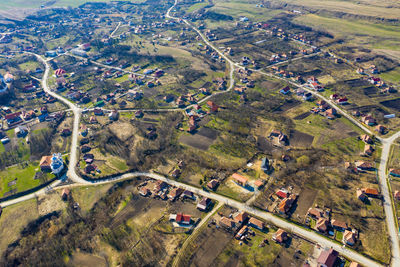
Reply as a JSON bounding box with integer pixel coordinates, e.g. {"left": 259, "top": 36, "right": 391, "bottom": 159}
{"left": 293, "top": 112, "right": 311, "bottom": 120}
{"left": 380, "top": 98, "right": 400, "bottom": 112}
{"left": 190, "top": 227, "right": 232, "bottom": 267}
{"left": 289, "top": 130, "right": 314, "bottom": 147}
{"left": 69, "top": 252, "right": 108, "bottom": 267}
{"left": 292, "top": 188, "right": 318, "bottom": 221}
{"left": 179, "top": 133, "right": 215, "bottom": 150}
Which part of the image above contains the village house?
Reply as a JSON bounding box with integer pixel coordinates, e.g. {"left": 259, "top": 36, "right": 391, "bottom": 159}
{"left": 343, "top": 230, "right": 356, "bottom": 246}
{"left": 61, "top": 188, "right": 70, "bottom": 201}
{"left": 361, "top": 134, "right": 373, "bottom": 144}
{"left": 317, "top": 248, "right": 338, "bottom": 267}
{"left": 233, "top": 211, "right": 248, "bottom": 226}
{"left": 167, "top": 187, "right": 184, "bottom": 201}
{"left": 389, "top": 169, "right": 400, "bottom": 178}
{"left": 169, "top": 213, "right": 192, "bottom": 225}
{"left": 376, "top": 124, "right": 387, "bottom": 134}
{"left": 40, "top": 155, "right": 52, "bottom": 172}
{"left": 307, "top": 207, "right": 323, "bottom": 219}
{"left": 207, "top": 179, "right": 219, "bottom": 190}
{"left": 182, "top": 190, "right": 194, "bottom": 200}
{"left": 232, "top": 173, "right": 248, "bottom": 187}
{"left": 207, "top": 101, "right": 219, "bottom": 112}
{"left": 316, "top": 217, "right": 330, "bottom": 233}
{"left": 139, "top": 187, "right": 150, "bottom": 197}
{"left": 331, "top": 219, "right": 347, "bottom": 232}
{"left": 276, "top": 189, "right": 289, "bottom": 199}
{"left": 355, "top": 160, "right": 374, "bottom": 171}
{"left": 219, "top": 216, "right": 236, "bottom": 230}
{"left": 280, "top": 86, "right": 290, "bottom": 95}
{"left": 357, "top": 189, "right": 367, "bottom": 202}
{"left": 272, "top": 228, "right": 288, "bottom": 243}
{"left": 362, "top": 188, "right": 380, "bottom": 198}
{"left": 394, "top": 190, "right": 400, "bottom": 200}
{"left": 248, "top": 217, "right": 264, "bottom": 230}
{"left": 278, "top": 194, "right": 297, "bottom": 214}
{"left": 197, "top": 197, "right": 211, "bottom": 211}
{"left": 364, "top": 144, "right": 374, "bottom": 156}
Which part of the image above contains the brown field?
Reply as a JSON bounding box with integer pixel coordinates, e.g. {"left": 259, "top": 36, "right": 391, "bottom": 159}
{"left": 179, "top": 133, "right": 215, "bottom": 151}
{"left": 289, "top": 130, "right": 314, "bottom": 147}
{"left": 292, "top": 188, "right": 318, "bottom": 221}
{"left": 69, "top": 252, "right": 107, "bottom": 267}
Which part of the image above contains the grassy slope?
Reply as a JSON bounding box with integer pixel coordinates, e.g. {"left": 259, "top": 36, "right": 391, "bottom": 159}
{"left": 293, "top": 14, "right": 400, "bottom": 51}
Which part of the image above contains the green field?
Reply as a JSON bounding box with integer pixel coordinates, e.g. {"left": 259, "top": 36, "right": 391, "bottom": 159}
{"left": 293, "top": 14, "right": 400, "bottom": 51}
{"left": 0, "top": 163, "right": 54, "bottom": 198}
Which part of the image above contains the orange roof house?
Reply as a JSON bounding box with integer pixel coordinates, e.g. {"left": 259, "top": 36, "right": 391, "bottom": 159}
{"left": 248, "top": 217, "right": 264, "bottom": 230}
{"left": 207, "top": 101, "right": 219, "bottom": 112}
{"left": 273, "top": 229, "right": 288, "bottom": 243}
{"left": 233, "top": 211, "right": 248, "bottom": 225}
{"left": 40, "top": 156, "right": 52, "bottom": 172}
{"left": 232, "top": 173, "right": 248, "bottom": 186}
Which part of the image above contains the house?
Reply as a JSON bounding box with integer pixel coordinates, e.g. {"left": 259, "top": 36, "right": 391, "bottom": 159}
{"left": 81, "top": 145, "right": 91, "bottom": 153}
{"left": 182, "top": 190, "right": 194, "bottom": 199}
{"left": 248, "top": 217, "right": 264, "bottom": 230}
{"left": 109, "top": 110, "right": 119, "bottom": 121}
{"left": 317, "top": 248, "right": 338, "bottom": 267}
{"left": 135, "top": 110, "right": 144, "bottom": 118}
{"left": 336, "top": 97, "right": 348, "bottom": 105}
{"left": 362, "top": 188, "right": 379, "bottom": 198}
{"left": 307, "top": 208, "right": 323, "bottom": 218}
{"left": 61, "top": 128, "right": 71, "bottom": 137}
{"left": 254, "top": 179, "right": 265, "bottom": 189}
{"left": 139, "top": 187, "right": 150, "bottom": 197}
{"left": 261, "top": 157, "right": 269, "bottom": 172}
{"left": 276, "top": 189, "right": 289, "bottom": 199}
{"left": 349, "top": 262, "right": 362, "bottom": 267}
{"left": 153, "top": 180, "right": 167, "bottom": 193}
{"left": 361, "top": 134, "right": 373, "bottom": 144}
{"left": 171, "top": 168, "right": 181, "bottom": 178}
{"left": 15, "top": 126, "right": 28, "bottom": 137}
{"left": 93, "top": 108, "right": 103, "bottom": 116}
{"left": 389, "top": 169, "right": 400, "bottom": 178}
{"left": 280, "top": 86, "right": 290, "bottom": 95}
{"left": 219, "top": 216, "right": 236, "bottom": 229}
{"left": 273, "top": 229, "right": 288, "bottom": 243}
{"left": 40, "top": 156, "right": 52, "bottom": 172}
{"left": 207, "top": 101, "right": 219, "bottom": 112}
{"left": 355, "top": 161, "right": 374, "bottom": 171}
{"left": 197, "top": 197, "right": 211, "bottom": 211}
{"left": 233, "top": 211, "right": 248, "bottom": 225}
{"left": 170, "top": 213, "right": 192, "bottom": 225}
{"left": 364, "top": 144, "right": 374, "bottom": 156}
{"left": 61, "top": 188, "right": 70, "bottom": 201}
{"left": 85, "top": 164, "right": 97, "bottom": 174}
{"left": 357, "top": 189, "right": 367, "bottom": 202}
{"left": 167, "top": 187, "right": 184, "bottom": 200}
{"left": 232, "top": 173, "right": 248, "bottom": 187}
{"left": 376, "top": 124, "right": 387, "bottom": 134}
{"left": 316, "top": 217, "right": 329, "bottom": 233}
{"left": 207, "top": 179, "right": 219, "bottom": 190}
{"left": 278, "top": 194, "right": 297, "bottom": 214}
{"left": 394, "top": 190, "right": 400, "bottom": 200}
{"left": 343, "top": 230, "right": 356, "bottom": 246}
{"left": 303, "top": 92, "right": 312, "bottom": 101}
{"left": 331, "top": 219, "right": 347, "bottom": 231}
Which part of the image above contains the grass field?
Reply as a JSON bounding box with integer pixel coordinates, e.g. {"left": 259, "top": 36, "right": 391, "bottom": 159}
{"left": 0, "top": 199, "right": 39, "bottom": 253}
{"left": 279, "top": 0, "right": 400, "bottom": 19}
{"left": 293, "top": 14, "right": 400, "bottom": 51}
{"left": 0, "top": 164, "right": 47, "bottom": 198}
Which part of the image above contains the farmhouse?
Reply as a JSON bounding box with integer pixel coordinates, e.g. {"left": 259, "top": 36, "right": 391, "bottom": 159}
{"left": 207, "top": 179, "right": 219, "bottom": 190}
{"left": 272, "top": 229, "right": 288, "bottom": 243}
{"left": 197, "top": 197, "right": 211, "bottom": 211}
{"left": 343, "top": 230, "right": 356, "bottom": 246}
{"left": 248, "top": 217, "right": 264, "bottom": 230}
{"left": 232, "top": 173, "right": 248, "bottom": 187}
{"left": 317, "top": 248, "right": 338, "bottom": 267}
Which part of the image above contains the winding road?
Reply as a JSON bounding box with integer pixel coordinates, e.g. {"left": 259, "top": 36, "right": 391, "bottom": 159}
{"left": 0, "top": 1, "right": 399, "bottom": 266}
